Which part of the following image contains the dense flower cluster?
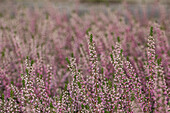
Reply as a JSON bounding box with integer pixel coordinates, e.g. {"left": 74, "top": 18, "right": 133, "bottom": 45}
{"left": 0, "top": 1, "right": 170, "bottom": 113}
{"left": 1, "top": 29, "right": 169, "bottom": 112}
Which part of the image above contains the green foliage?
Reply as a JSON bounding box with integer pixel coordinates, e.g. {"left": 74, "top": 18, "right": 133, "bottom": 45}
{"left": 64, "top": 84, "right": 68, "bottom": 91}
{"left": 77, "top": 82, "right": 81, "bottom": 88}
{"left": 98, "top": 96, "right": 102, "bottom": 104}
{"left": 1, "top": 51, "right": 5, "bottom": 57}
{"left": 114, "top": 84, "right": 117, "bottom": 91}
{"left": 22, "top": 79, "right": 25, "bottom": 87}
{"left": 71, "top": 53, "right": 74, "bottom": 57}
{"left": 86, "top": 28, "right": 91, "bottom": 35}
{"left": 114, "top": 104, "right": 117, "bottom": 111}
{"left": 50, "top": 102, "right": 54, "bottom": 108}
{"left": 120, "top": 49, "right": 123, "bottom": 55}
{"left": 90, "top": 34, "right": 93, "bottom": 43}
{"left": 31, "top": 60, "right": 34, "bottom": 66}
{"left": 74, "top": 75, "right": 77, "bottom": 81}
{"left": 85, "top": 105, "right": 90, "bottom": 109}
{"left": 108, "top": 79, "right": 112, "bottom": 88}
{"left": 157, "top": 58, "right": 162, "bottom": 65}
{"left": 131, "top": 93, "right": 135, "bottom": 101}
{"left": 101, "top": 68, "right": 104, "bottom": 74}
{"left": 25, "top": 68, "right": 29, "bottom": 74}
{"left": 110, "top": 54, "right": 113, "bottom": 61}
{"left": 1, "top": 93, "right": 4, "bottom": 101}
{"left": 81, "top": 104, "right": 84, "bottom": 109}
{"left": 145, "top": 76, "right": 149, "bottom": 81}
{"left": 66, "top": 57, "right": 70, "bottom": 64}
{"left": 10, "top": 89, "right": 14, "bottom": 98}
{"left": 150, "top": 26, "right": 153, "bottom": 36}
{"left": 126, "top": 56, "right": 129, "bottom": 61}
{"left": 117, "top": 36, "right": 120, "bottom": 43}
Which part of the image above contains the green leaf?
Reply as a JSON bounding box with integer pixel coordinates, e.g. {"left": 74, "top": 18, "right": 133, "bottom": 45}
{"left": 81, "top": 104, "right": 84, "bottom": 109}
{"left": 64, "top": 84, "right": 68, "bottom": 91}
{"left": 158, "top": 72, "right": 160, "bottom": 77}
{"left": 11, "top": 81, "right": 14, "bottom": 85}
{"left": 127, "top": 56, "right": 129, "bottom": 61}
{"left": 37, "top": 73, "right": 39, "bottom": 77}
{"left": 120, "top": 49, "right": 123, "bottom": 55}
{"left": 112, "top": 73, "right": 115, "bottom": 78}
{"left": 90, "top": 34, "right": 93, "bottom": 43}
{"left": 74, "top": 75, "right": 76, "bottom": 81}
{"left": 123, "top": 79, "right": 127, "bottom": 83}
{"left": 71, "top": 53, "right": 74, "bottom": 57}
{"left": 65, "top": 57, "right": 70, "bottom": 64}
{"left": 98, "top": 96, "right": 102, "bottom": 104}
{"left": 131, "top": 93, "right": 135, "bottom": 101}
{"left": 31, "top": 60, "right": 34, "bottom": 66}
{"left": 21, "top": 74, "right": 24, "bottom": 77}
{"left": 105, "top": 110, "right": 109, "bottom": 113}
{"left": 155, "top": 55, "right": 158, "bottom": 59}
{"left": 136, "top": 74, "right": 138, "bottom": 78}
{"left": 40, "top": 99, "right": 42, "bottom": 104}
{"left": 110, "top": 54, "right": 113, "bottom": 61}
{"left": 117, "top": 36, "right": 120, "bottom": 43}
{"left": 22, "top": 80, "right": 25, "bottom": 87}
{"left": 114, "top": 84, "right": 117, "bottom": 91}
{"left": 145, "top": 76, "right": 149, "bottom": 81}
{"left": 108, "top": 79, "right": 112, "bottom": 88}
{"left": 35, "top": 105, "right": 38, "bottom": 108}
{"left": 1, "top": 51, "right": 5, "bottom": 57}
{"left": 85, "top": 105, "right": 90, "bottom": 109}
{"left": 50, "top": 102, "right": 54, "bottom": 108}
{"left": 97, "top": 84, "right": 99, "bottom": 88}
{"left": 101, "top": 68, "right": 104, "bottom": 74}
{"left": 25, "top": 69, "right": 29, "bottom": 74}
{"left": 104, "top": 33, "right": 108, "bottom": 37}
{"left": 2, "top": 93, "right": 4, "bottom": 101}
{"left": 60, "top": 93, "right": 63, "bottom": 101}
{"left": 40, "top": 74, "right": 43, "bottom": 79}
{"left": 150, "top": 26, "right": 153, "bottom": 36}
{"left": 69, "top": 96, "right": 72, "bottom": 102}
{"left": 86, "top": 28, "right": 91, "bottom": 35}
{"left": 80, "top": 43, "right": 83, "bottom": 47}
{"left": 115, "top": 105, "right": 117, "bottom": 111}
{"left": 77, "top": 82, "right": 81, "bottom": 88}
{"left": 112, "top": 46, "right": 114, "bottom": 50}
{"left": 10, "top": 89, "right": 14, "bottom": 98}
{"left": 157, "top": 58, "right": 162, "bottom": 65}
{"left": 55, "top": 97, "right": 58, "bottom": 102}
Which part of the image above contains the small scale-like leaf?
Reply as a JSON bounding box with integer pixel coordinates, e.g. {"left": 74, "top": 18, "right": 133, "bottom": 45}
{"left": 150, "top": 26, "right": 153, "bottom": 36}
{"left": 66, "top": 57, "right": 70, "bottom": 64}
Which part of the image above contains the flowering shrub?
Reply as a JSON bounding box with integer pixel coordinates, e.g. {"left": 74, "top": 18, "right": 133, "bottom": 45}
{"left": 0, "top": 1, "right": 170, "bottom": 112}
{"left": 0, "top": 27, "right": 169, "bottom": 112}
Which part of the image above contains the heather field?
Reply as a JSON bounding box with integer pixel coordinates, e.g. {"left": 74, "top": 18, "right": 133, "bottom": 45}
{"left": 0, "top": 0, "right": 170, "bottom": 112}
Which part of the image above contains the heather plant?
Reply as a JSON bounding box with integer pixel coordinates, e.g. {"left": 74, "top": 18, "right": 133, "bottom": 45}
{"left": 0, "top": 1, "right": 170, "bottom": 112}
{"left": 0, "top": 27, "right": 170, "bottom": 112}
{"left": 0, "top": 3, "right": 170, "bottom": 97}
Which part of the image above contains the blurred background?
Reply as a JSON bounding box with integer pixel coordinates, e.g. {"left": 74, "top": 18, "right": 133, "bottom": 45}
{"left": 0, "top": 0, "right": 169, "bottom": 16}
{"left": 0, "top": 0, "right": 169, "bottom": 43}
